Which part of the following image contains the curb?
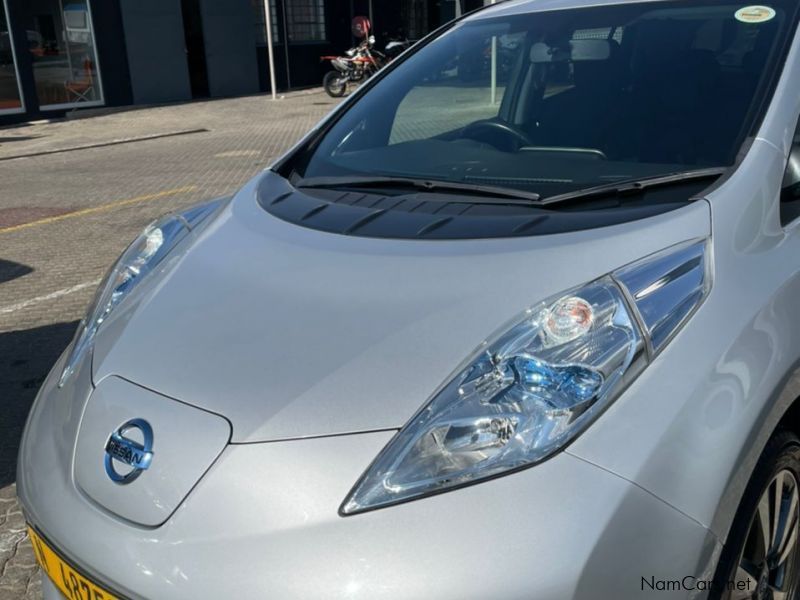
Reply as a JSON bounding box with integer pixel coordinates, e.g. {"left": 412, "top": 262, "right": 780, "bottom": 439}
{"left": 0, "top": 129, "right": 209, "bottom": 162}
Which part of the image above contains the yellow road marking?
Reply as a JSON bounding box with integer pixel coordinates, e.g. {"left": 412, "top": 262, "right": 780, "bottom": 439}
{"left": 0, "top": 185, "right": 198, "bottom": 235}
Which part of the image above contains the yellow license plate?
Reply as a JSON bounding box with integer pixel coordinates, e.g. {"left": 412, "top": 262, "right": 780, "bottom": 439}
{"left": 28, "top": 526, "right": 119, "bottom": 600}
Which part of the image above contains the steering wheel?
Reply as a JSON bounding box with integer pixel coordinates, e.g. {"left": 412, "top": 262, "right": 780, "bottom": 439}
{"left": 460, "top": 119, "right": 534, "bottom": 152}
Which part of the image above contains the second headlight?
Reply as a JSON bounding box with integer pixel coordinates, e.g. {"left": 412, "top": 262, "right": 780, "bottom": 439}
{"left": 341, "top": 239, "right": 710, "bottom": 515}
{"left": 58, "top": 199, "right": 225, "bottom": 387}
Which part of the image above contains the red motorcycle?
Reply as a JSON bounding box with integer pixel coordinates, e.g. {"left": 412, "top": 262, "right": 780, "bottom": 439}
{"left": 320, "top": 16, "right": 411, "bottom": 98}
{"left": 321, "top": 35, "right": 384, "bottom": 98}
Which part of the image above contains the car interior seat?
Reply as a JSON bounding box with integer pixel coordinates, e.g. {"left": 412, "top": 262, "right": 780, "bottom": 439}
{"left": 529, "top": 39, "right": 628, "bottom": 154}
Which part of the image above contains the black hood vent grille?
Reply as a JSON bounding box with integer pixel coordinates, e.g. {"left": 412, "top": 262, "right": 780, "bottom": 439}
{"left": 256, "top": 172, "right": 684, "bottom": 240}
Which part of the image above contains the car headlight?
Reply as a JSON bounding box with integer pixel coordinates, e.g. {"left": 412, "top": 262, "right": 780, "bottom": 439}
{"left": 341, "top": 239, "right": 711, "bottom": 514}
{"left": 58, "top": 200, "right": 224, "bottom": 387}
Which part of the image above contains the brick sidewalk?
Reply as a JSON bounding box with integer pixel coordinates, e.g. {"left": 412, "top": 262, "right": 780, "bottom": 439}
{"left": 0, "top": 89, "right": 341, "bottom": 599}
{"left": 0, "top": 89, "right": 329, "bottom": 160}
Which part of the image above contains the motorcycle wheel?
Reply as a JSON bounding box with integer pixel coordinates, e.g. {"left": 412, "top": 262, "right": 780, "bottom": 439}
{"left": 323, "top": 71, "right": 347, "bottom": 98}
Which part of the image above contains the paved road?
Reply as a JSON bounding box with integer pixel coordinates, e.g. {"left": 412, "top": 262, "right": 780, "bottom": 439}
{"left": 0, "top": 90, "right": 340, "bottom": 599}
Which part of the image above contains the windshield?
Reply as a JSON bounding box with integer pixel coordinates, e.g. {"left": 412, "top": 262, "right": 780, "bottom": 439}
{"left": 290, "top": 1, "right": 796, "bottom": 200}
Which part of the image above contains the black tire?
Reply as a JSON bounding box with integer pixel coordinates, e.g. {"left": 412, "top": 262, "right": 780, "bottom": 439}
{"left": 323, "top": 71, "right": 347, "bottom": 98}
{"left": 711, "top": 430, "right": 800, "bottom": 599}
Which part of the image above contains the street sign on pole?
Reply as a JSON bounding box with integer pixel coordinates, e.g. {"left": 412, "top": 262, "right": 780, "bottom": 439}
{"left": 263, "top": 0, "right": 277, "bottom": 100}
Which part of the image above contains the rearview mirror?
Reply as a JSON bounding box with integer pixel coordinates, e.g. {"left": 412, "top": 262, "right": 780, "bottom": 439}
{"left": 530, "top": 39, "right": 611, "bottom": 64}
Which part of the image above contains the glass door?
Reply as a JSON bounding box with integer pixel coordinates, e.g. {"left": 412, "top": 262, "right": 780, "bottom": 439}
{"left": 23, "top": 0, "right": 103, "bottom": 109}
{"left": 0, "top": 0, "right": 24, "bottom": 114}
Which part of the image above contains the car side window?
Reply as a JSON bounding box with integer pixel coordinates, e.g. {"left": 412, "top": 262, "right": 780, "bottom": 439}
{"left": 781, "top": 121, "right": 800, "bottom": 225}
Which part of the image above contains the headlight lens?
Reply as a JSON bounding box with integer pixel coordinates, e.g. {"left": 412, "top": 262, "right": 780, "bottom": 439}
{"left": 58, "top": 200, "right": 224, "bottom": 387}
{"left": 342, "top": 239, "right": 710, "bottom": 514}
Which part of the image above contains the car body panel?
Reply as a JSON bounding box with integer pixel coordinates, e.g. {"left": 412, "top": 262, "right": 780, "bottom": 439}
{"left": 92, "top": 176, "right": 710, "bottom": 443}
{"left": 480, "top": 0, "right": 705, "bottom": 19}
{"left": 19, "top": 366, "right": 719, "bottom": 599}
{"left": 568, "top": 22, "right": 800, "bottom": 542}
{"left": 41, "top": 576, "right": 62, "bottom": 600}
{"left": 74, "top": 376, "right": 231, "bottom": 527}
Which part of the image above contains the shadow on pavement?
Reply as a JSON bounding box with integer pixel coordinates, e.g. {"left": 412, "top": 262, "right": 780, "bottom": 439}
{"left": 0, "top": 321, "right": 78, "bottom": 488}
{"left": 0, "top": 136, "right": 43, "bottom": 144}
{"left": 0, "top": 260, "right": 33, "bottom": 285}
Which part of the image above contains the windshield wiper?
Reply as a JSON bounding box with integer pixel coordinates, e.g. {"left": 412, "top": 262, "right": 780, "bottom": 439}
{"left": 294, "top": 168, "right": 725, "bottom": 208}
{"left": 294, "top": 175, "right": 541, "bottom": 205}
{"left": 538, "top": 167, "right": 728, "bottom": 207}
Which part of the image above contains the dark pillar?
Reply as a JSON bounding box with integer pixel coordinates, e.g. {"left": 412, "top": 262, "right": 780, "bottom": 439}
{"left": 199, "top": 0, "right": 258, "bottom": 98}
{"left": 89, "top": 0, "right": 132, "bottom": 107}
{"left": 119, "top": 0, "right": 192, "bottom": 104}
{"left": 5, "top": 0, "right": 39, "bottom": 116}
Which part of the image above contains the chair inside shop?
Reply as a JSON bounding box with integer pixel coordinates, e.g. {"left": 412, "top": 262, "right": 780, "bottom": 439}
{"left": 64, "top": 58, "right": 95, "bottom": 103}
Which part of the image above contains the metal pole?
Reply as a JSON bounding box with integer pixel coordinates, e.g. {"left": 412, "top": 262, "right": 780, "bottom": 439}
{"left": 490, "top": 36, "right": 497, "bottom": 104}
{"left": 58, "top": 0, "right": 74, "bottom": 84}
{"left": 369, "top": 0, "right": 374, "bottom": 31}
{"left": 263, "top": 0, "right": 277, "bottom": 100}
{"left": 489, "top": 0, "right": 497, "bottom": 104}
{"left": 281, "top": 0, "right": 291, "bottom": 89}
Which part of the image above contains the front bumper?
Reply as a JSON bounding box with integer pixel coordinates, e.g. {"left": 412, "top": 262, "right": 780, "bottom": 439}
{"left": 19, "top": 354, "right": 720, "bottom": 600}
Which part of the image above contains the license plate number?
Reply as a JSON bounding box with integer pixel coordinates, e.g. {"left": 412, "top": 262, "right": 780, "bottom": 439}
{"left": 28, "top": 526, "right": 118, "bottom": 600}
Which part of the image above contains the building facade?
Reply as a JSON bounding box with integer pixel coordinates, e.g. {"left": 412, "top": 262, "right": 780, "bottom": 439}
{"left": 0, "top": 0, "right": 487, "bottom": 126}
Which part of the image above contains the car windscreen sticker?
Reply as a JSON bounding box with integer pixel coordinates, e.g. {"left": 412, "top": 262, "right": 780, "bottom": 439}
{"left": 735, "top": 6, "right": 776, "bottom": 23}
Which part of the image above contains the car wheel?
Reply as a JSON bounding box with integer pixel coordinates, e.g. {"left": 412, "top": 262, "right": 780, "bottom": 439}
{"left": 713, "top": 431, "right": 800, "bottom": 599}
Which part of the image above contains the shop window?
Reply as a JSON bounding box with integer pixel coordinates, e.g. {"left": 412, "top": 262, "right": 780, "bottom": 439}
{"left": 285, "top": 0, "right": 326, "bottom": 43}
{"left": 401, "top": 0, "right": 429, "bottom": 40}
{"left": 23, "top": 0, "right": 103, "bottom": 108}
{"left": 250, "top": 0, "right": 280, "bottom": 45}
{"left": 0, "top": 0, "right": 23, "bottom": 113}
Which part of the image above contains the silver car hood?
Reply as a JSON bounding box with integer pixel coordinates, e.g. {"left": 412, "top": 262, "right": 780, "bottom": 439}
{"left": 93, "top": 174, "right": 711, "bottom": 443}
